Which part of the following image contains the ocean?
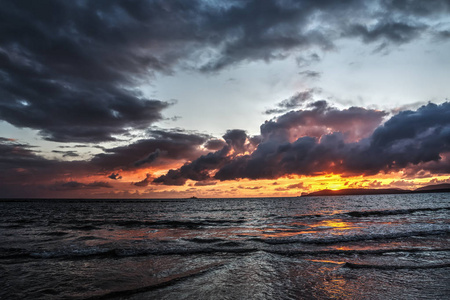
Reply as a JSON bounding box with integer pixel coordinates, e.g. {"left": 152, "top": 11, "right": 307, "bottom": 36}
{"left": 1, "top": 194, "right": 449, "bottom": 299}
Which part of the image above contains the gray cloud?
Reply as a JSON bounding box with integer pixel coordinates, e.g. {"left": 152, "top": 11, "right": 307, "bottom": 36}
{"left": 92, "top": 129, "right": 209, "bottom": 170}
{"left": 52, "top": 150, "right": 79, "bottom": 158}
{"left": 134, "top": 149, "right": 161, "bottom": 167}
{"left": 265, "top": 90, "right": 315, "bottom": 114}
{"left": 217, "top": 102, "right": 450, "bottom": 180}
{"left": 154, "top": 102, "right": 450, "bottom": 184}
{"left": 346, "top": 22, "right": 426, "bottom": 45}
{"left": 108, "top": 173, "right": 122, "bottom": 180}
{"left": 262, "top": 100, "right": 387, "bottom": 142}
{"left": 49, "top": 181, "right": 113, "bottom": 191}
{"left": 298, "top": 70, "right": 322, "bottom": 79}
{"left": 1, "top": 0, "right": 447, "bottom": 143}
{"left": 204, "top": 139, "right": 227, "bottom": 151}
{"left": 134, "top": 174, "right": 152, "bottom": 187}
{"left": 153, "top": 130, "right": 252, "bottom": 185}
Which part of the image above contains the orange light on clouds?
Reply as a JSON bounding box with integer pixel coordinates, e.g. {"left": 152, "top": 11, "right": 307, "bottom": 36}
{"left": 58, "top": 159, "right": 450, "bottom": 199}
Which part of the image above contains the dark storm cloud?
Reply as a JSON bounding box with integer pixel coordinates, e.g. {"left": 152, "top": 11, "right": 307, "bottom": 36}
{"left": 49, "top": 181, "right": 113, "bottom": 191}
{"left": 0, "top": 0, "right": 180, "bottom": 142}
{"left": 155, "top": 102, "right": 450, "bottom": 184}
{"left": 436, "top": 30, "right": 450, "bottom": 40}
{"left": 217, "top": 102, "right": 450, "bottom": 180}
{"left": 153, "top": 130, "right": 252, "bottom": 185}
{"left": 0, "top": 138, "right": 92, "bottom": 197}
{"left": 0, "top": 128, "right": 211, "bottom": 196}
{"left": 0, "top": 138, "right": 51, "bottom": 171}
{"left": 265, "top": 90, "right": 315, "bottom": 115}
{"left": 346, "top": 22, "right": 426, "bottom": 45}
{"left": 134, "top": 174, "right": 152, "bottom": 187}
{"left": 223, "top": 129, "right": 248, "bottom": 153}
{"left": 344, "top": 102, "right": 450, "bottom": 175}
{"left": 262, "top": 100, "right": 387, "bottom": 142}
{"left": 295, "top": 53, "right": 321, "bottom": 68}
{"left": 204, "top": 139, "right": 227, "bottom": 151}
{"left": 2, "top": 0, "right": 445, "bottom": 143}
{"left": 298, "top": 70, "right": 322, "bottom": 79}
{"left": 134, "top": 149, "right": 161, "bottom": 167}
{"left": 52, "top": 150, "right": 79, "bottom": 158}
{"left": 108, "top": 173, "right": 122, "bottom": 180}
{"left": 383, "top": 0, "right": 450, "bottom": 16}
{"left": 194, "top": 180, "right": 217, "bottom": 187}
{"left": 92, "top": 129, "right": 209, "bottom": 170}
{"left": 153, "top": 145, "right": 231, "bottom": 186}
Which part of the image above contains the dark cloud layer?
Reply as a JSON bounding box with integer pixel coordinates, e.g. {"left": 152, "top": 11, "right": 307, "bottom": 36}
{"left": 2, "top": 102, "right": 450, "bottom": 195}
{"left": 49, "top": 181, "right": 112, "bottom": 191}
{"left": 108, "top": 173, "right": 122, "bottom": 180}
{"left": 92, "top": 129, "right": 210, "bottom": 170}
{"left": 1, "top": 0, "right": 448, "bottom": 143}
{"left": 265, "top": 90, "right": 315, "bottom": 114}
{"left": 153, "top": 130, "right": 250, "bottom": 185}
{"left": 262, "top": 100, "right": 387, "bottom": 142}
{"left": 0, "top": 138, "right": 92, "bottom": 196}
{"left": 216, "top": 102, "right": 450, "bottom": 180}
{"left": 155, "top": 102, "right": 450, "bottom": 184}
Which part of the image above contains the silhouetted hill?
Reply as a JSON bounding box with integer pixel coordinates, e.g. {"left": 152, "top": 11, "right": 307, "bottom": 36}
{"left": 303, "top": 184, "right": 450, "bottom": 197}
{"left": 415, "top": 183, "right": 450, "bottom": 192}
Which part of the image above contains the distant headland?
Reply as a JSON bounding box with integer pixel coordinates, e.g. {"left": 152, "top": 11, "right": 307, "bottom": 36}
{"left": 302, "top": 183, "right": 450, "bottom": 197}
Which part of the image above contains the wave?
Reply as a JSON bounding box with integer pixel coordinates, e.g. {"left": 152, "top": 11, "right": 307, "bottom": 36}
{"left": 84, "top": 263, "right": 225, "bottom": 300}
{"left": 38, "top": 231, "right": 69, "bottom": 236}
{"left": 343, "top": 262, "right": 450, "bottom": 270}
{"left": 0, "top": 246, "right": 258, "bottom": 260}
{"left": 268, "top": 248, "right": 450, "bottom": 256}
{"left": 345, "top": 207, "right": 450, "bottom": 218}
{"left": 113, "top": 219, "right": 245, "bottom": 228}
{"left": 2, "top": 244, "right": 449, "bottom": 261}
{"left": 270, "top": 206, "right": 450, "bottom": 221}
{"left": 250, "top": 228, "right": 450, "bottom": 245}
{"left": 184, "top": 237, "right": 226, "bottom": 243}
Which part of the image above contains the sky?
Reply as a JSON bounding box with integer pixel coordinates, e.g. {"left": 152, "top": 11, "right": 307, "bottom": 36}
{"left": 1, "top": 0, "right": 450, "bottom": 198}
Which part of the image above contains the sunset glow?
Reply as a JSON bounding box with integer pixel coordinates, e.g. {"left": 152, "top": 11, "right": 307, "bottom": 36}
{"left": 1, "top": 1, "right": 450, "bottom": 198}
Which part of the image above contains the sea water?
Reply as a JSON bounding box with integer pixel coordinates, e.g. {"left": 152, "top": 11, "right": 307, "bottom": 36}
{"left": 1, "top": 194, "right": 449, "bottom": 299}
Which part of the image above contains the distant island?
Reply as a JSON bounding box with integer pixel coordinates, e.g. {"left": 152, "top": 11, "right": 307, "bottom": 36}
{"left": 302, "top": 183, "right": 450, "bottom": 197}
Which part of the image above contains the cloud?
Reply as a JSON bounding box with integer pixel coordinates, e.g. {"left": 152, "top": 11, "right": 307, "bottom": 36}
{"left": 346, "top": 22, "right": 426, "bottom": 45}
{"left": 298, "top": 70, "right": 321, "bottom": 79}
{"left": 436, "top": 30, "right": 450, "bottom": 40}
{"left": 49, "top": 181, "right": 113, "bottom": 191}
{"left": 153, "top": 130, "right": 253, "bottom": 185}
{"left": 383, "top": 0, "right": 450, "bottom": 17}
{"left": 153, "top": 145, "right": 231, "bottom": 186}
{"left": 194, "top": 180, "right": 217, "bottom": 187}
{"left": 134, "top": 174, "right": 152, "bottom": 187}
{"left": 155, "top": 102, "right": 450, "bottom": 184}
{"left": 108, "top": 173, "right": 122, "bottom": 180}
{"left": 223, "top": 129, "right": 248, "bottom": 154}
{"left": 52, "top": 150, "right": 79, "bottom": 158}
{"left": 265, "top": 90, "right": 315, "bottom": 114}
{"left": 204, "top": 139, "right": 227, "bottom": 151}
{"left": 262, "top": 100, "right": 387, "bottom": 142}
{"left": 134, "top": 149, "right": 161, "bottom": 167}
{"left": 295, "top": 53, "right": 321, "bottom": 68}
{"left": 238, "top": 185, "right": 262, "bottom": 190}
{"left": 0, "top": 138, "right": 96, "bottom": 197}
{"left": 92, "top": 129, "right": 209, "bottom": 170}
{"left": 287, "top": 182, "right": 305, "bottom": 189}
{"left": 1, "top": 1, "right": 447, "bottom": 143}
